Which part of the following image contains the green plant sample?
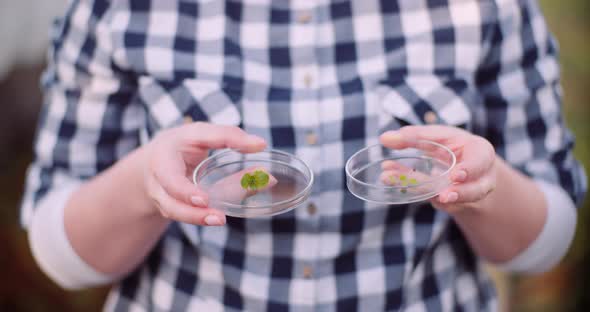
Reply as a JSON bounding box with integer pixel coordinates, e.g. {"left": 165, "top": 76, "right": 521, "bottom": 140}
{"left": 400, "top": 175, "right": 408, "bottom": 187}
{"left": 241, "top": 170, "right": 270, "bottom": 190}
{"left": 389, "top": 174, "right": 419, "bottom": 188}
{"left": 388, "top": 173, "right": 419, "bottom": 193}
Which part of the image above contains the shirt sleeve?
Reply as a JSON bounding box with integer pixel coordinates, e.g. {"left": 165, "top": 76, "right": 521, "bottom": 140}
{"left": 496, "top": 179, "right": 577, "bottom": 273}
{"left": 20, "top": 0, "right": 143, "bottom": 288}
{"left": 475, "top": 0, "right": 587, "bottom": 272}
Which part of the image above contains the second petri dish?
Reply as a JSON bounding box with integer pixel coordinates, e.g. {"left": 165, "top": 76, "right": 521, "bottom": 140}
{"left": 345, "top": 140, "right": 456, "bottom": 204}
{"left": 193, "top": 149, "right": 314, "bottom": 218}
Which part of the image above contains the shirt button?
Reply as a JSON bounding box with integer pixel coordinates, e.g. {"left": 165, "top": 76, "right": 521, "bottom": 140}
{"left": 305, "top": 131, "right": 318, "bottom": 145}
{"left": 183, "top": 115, "right": 194, "bottom": 124}
{"left": 303, "top": 74, "right": 313, "bottom": 88}
{"left": 303, "top": 266, "right": 313, "bottom": 279}
{"left": 424, "top": 111, "right": 438, "bottom": 124}
{"left": 297, "top": 12, "right": 312, "bottom": 24}
{"left": 307, "top": 203, "right": 317, "bottom": 215}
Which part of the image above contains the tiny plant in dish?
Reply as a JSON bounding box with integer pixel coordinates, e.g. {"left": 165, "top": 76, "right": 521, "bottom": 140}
{"left": 388, "top": 174, "right": 419, "bottom": 194}
{"left": 400, "top": 174, "right": 408, "bottom": 193}
{"left": 241, "top": 170, "right": 270, "bottom": 190}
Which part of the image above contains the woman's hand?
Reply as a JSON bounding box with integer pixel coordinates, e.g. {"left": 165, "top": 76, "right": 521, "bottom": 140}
{"left": 380, "top": 125, "right": 497, "bottom": 214}
{"left": 142, "top": 122, "right": 267, "bottom": 226}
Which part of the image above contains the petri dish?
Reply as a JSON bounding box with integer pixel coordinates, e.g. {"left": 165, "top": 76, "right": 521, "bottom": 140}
{"left": 345, "top": 140, "right": 456, "bottom": 204}
{"left": 193, "top": 149, "right": 314, "bottom": 218}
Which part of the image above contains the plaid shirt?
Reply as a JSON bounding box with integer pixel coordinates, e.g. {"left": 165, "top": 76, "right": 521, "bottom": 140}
{"left": 21, "top": 0, "right": 587, "bottom": 311}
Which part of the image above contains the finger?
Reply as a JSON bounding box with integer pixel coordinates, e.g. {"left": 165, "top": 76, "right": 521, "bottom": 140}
{"left": 206, "top": 166, "right": 278, "bottom": 204}
{"left": 183, "top": 149, "right": 209, "bottom": 178}
{"left": 437, "top": 175, "right": 496, "bottom": 204}
{"left": 381, "top": 127, "right": 494, "bottom": 182}
{"left": 430, "top": 197, "right": 465, "bottom": 215}
{"left": 152, "top": 151, "right": 209, "bottom": 207}
{"left": 379, "top": 131, "right": 414, "bottom": 150}
{"left": 153, "top": 183, "right": 226, "bottom": 226}
{"left": 451, "top": 139, "right": 495, "bottom": 182}
{"left": 380, "top": 170, "right": 398, "bottom": 185}
{"left": 380, "top": 125, "right": 469, "bottom": 150}
{"left": 381, "top": 155, "right": 448, "bottom": 178}
{"left": 381, "top": 158, "right": 445, "bottom": 182}
{"left": 181, "top": 123, "right": 267, "bottom": 153}
{"left": 381, "top": 160, "right": 413, "bottom": 171}
{"left": 379, "top": 130, "right": 457, "bottom": 166}
{"left": 380, "top": 164, "right": 424, "bottom": 183}
{"left": 388, "top": 125, "right": 469, "bottom": 143}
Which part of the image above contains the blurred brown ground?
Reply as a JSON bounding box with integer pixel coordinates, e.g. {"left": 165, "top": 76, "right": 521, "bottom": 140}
{"left": 0, "top": 1, "right": 588, "bottom": 311}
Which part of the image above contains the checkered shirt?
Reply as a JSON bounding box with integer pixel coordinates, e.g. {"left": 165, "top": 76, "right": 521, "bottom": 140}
{"left": 21, "top": 0, "right": 587, "bottom": 311}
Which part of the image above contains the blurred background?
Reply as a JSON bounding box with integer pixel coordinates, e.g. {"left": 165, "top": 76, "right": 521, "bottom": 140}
{"left": 0, "top": 1, "right": 588, "bottom": 311}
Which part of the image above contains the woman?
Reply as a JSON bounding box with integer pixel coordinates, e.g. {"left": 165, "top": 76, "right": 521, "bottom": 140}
{"left": 22, "top": 0, "right": 586, "bottom": 310}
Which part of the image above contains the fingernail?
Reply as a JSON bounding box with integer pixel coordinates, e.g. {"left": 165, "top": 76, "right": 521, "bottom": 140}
{"left": 452, "top": 170, "right": 467, "bottom": 182}
{"left": 204, "top": 215, "right": 223, "bottom": 226}
{"left": 191, "top": 196, "right": 206, "bottom": 207}
{"left": 446, "top": 192, "right": 458, "bottom": 203}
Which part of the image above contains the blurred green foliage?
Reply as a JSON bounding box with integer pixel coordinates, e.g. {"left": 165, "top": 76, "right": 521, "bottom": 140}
{"left": 510, "top": 1, "right": 590, "bottom": 311}
{"left": 0, "top": 1, "right": 588, "bottom": 311}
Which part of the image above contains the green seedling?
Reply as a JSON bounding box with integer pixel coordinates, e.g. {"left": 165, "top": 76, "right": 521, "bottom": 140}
{"left": 399, "top": 175, "right": 408, "bottom": 193}
{"left": 241, "top": 170, "right": 270, "bottom": 190}
{"left": 401, "top": 175, "right": 418, "bottom": 194}
{"left": 388, "top": 174, "right": 419, "bottom": 194}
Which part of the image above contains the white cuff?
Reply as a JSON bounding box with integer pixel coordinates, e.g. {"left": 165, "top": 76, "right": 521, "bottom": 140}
{"left": 496, "top": 180, "right": 577, "bottom": 274}
{"left": 29, "top": 180, "right": 115, "bottom": 290}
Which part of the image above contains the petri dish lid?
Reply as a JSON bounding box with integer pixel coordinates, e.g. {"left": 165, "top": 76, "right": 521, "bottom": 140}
{"left": 345, "top": 140, "right": 456, "bottom": 205}
{"left": 193, "top": 149, "right": 314, "bottom": 218}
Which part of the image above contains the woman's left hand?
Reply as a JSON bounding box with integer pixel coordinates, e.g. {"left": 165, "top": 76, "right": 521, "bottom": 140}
{"left": 380, "top": 125, "right": 497, "bottom": 214}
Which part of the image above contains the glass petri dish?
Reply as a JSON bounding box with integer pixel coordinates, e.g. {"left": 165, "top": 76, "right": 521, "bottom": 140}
{"left": 193, "top": 149, "right": 314, "bottom": 218}
{"left": 345, "top": 140, "right": 456, "bottom": 204}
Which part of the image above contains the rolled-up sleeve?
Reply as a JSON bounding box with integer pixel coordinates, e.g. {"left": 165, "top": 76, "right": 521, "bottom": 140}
{"left": 475, "top": 0, "right": 587, "bottom": 273}
{"left": 20, "top": 0, "right": 143, "bottom": 288}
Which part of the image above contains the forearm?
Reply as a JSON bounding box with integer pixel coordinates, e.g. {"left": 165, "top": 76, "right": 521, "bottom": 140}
{"left": 452, "top": 157, "right": 547, "bottom": 263}
{"left": 65, "top": 146, "right": 169, "bottom": 277}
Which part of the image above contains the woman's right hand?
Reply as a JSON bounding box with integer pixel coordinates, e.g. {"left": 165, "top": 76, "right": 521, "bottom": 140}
{"left": 141, "top": 122, "right": 267, "bottom": 226}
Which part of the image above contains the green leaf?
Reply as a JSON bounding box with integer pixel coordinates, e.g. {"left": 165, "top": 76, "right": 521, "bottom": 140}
{"left": 399, "top": 174, "right": 407, "bottom": 181}
{"left": 389, "top": 175, "right": 396, "bottom": 185}
{"left": 409, "top": 178, "right": 418, "bottom": 185}
{"left": 241, "top": 173, "right": 252, "bottom": 189}
{"left": 253, "top": 170, "right": 270, "bottom": 188}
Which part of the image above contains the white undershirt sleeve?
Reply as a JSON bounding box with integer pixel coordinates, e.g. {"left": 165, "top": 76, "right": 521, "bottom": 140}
{"left": 28, "top": 181, "right": 115, "bottom": 290}
{"left": 28, "top": 175, "right": 577, "bottom": 286}
{"left": 495, "top": 179, "right": 577, "bottom": 274}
